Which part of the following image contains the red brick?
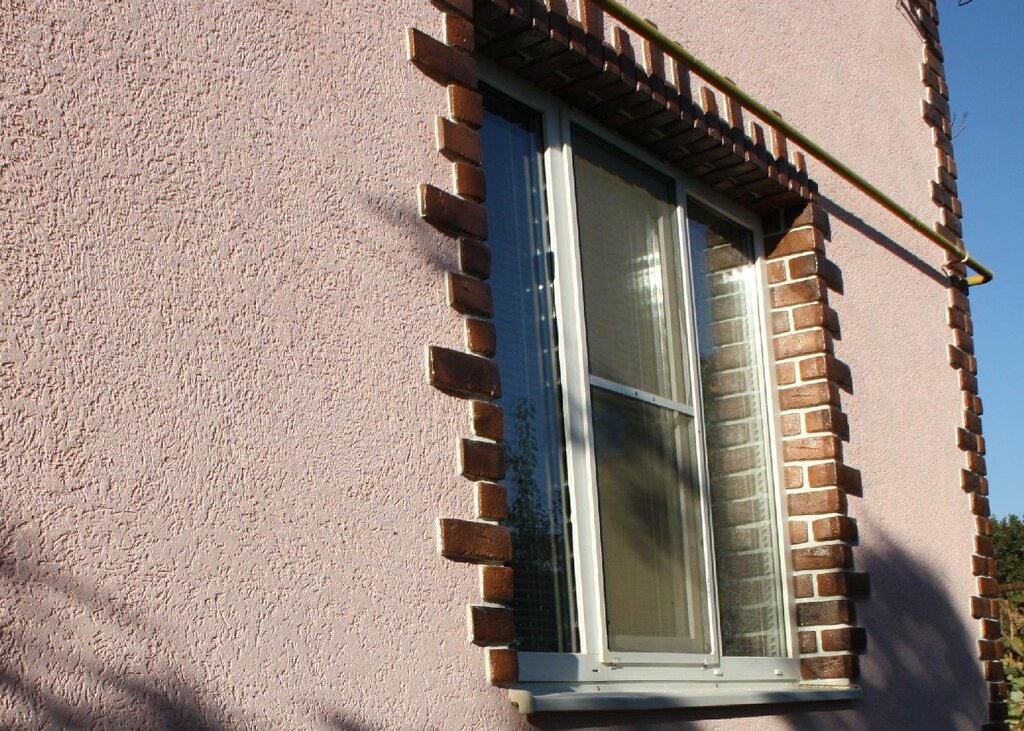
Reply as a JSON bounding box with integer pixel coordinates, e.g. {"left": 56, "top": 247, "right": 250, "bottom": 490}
{"left": 783, "top": 435, "right": 841, "bottom": 461}
{"left": 458, "top": 238, "right": 491, "bottom": 279}
{"left": 967, "top": 451, "right": 987, "bottom": 476}
{"left": 470, "top": 400, "right": 502, "bottom": 440}
{"left": 779, "top": 382, "right": 840, "bottom": 410}
{"left": 448, "top": 85, "right": 484, "bottom": 128}
{"left": 799, "top": 354, "right": 852, "bottom": 390}
{"left": 786, "top": 202, "right": 831, "bottom": 236}
{"left": 808, "top": 461, "right": 862, "bottom": 493}
{"left": 817, "top": 571, "right": 870, "bottom": 597}
{"left": 984, "top": 660, "right": 1005, "bottom": 682}
{"left": 475, "top": 481, "right": 508, "bottom": 521}
{"left": 480, "top": 565, "right": 514, "bottom": 603}
{"left": 788, "top": 488, "right": 845, "bottom": 517}
{"left": 793, "top": 573, "right": 814, "bottom": 597}
{"left": 978, "top": 576, "right": 999, "bottom": 598}
{"left": 767, "top": 260, "right": 787, "bottom": 284}
{"left": 447, "top": 272, "right": 493, "bottom": 317}
{"left": 821, "top": 627, "right": 867, "bottom": 652}
{"left": 972, "top": 554, "right": 990, "bottom": 576}
{"left": 460, "top": 438, "right": 505, "bottom": 480}
{"left": 428, "top": 346, "right": 501, "bottom": 400}
{"left": 443, "top": 13, "right": 474, "bottom": 51}
{"left": 486, "top": 648, "right": 518, "bottom": 686}
{"left": 792, "top": 302, "right": 840, "bottom": 335}
{"left": 766, "top": 227, "right": 825, "bottom": 258}
{"left": 438, "top": 518, "right": 511, "bottom": 562}
{"left": 789, "top": 520, "right": 809, "bottom": 545}
{"left": 978, "top": 640, "right": 1004, "bottom": 661}
{"left": 792, "top": 544, "right": 851, "bottom": 570}
{"left": 788, "top": 254, "right": 840, "bottom": 292}
{"left": 971, "top": 596, "right": 996, "bottom": 619}
{"left": 774, "top": 329, "right": 832, "bottom": 359}
{"left": 801, "top": 655, "right": 857, "bottom": 681}
{"left": 972, "top": 494, "right": 991, "bottom": 517}
{"left": 770, "top": 277, "right": 823, "bottom": 308}
{"left": 784, "top": 466, "right": 804, "bottom": 489}
{"left": 465, "top": 318, "right": 496, "bottom": 357}
{"left": 436, "top": 116, "right": 482, "bottom": 164}
{"left": 772, "top": 311, "right": 791, "bottom": 334}
{"left": 419, "top": 183, "right": 488, "bottom": 240}
{"left": 469, "top": 605, "right": 514, "bottom": 645}
{"left": 406, "top": 27, "right": 477, "bottom": 89}
{"left": 812, "top": 515, "right": 858, "bottom": 542}
{"left": 454, "top": 161, "right": 486, "bottom": 202}
{"left": 781, "top": 413, "right": 801, "bottom": 437}
{"left": 981, "top": 619, "right": 1002, "bottom": 640}
{"left": 804, "top": 407, "right": 849, "bottom": 440}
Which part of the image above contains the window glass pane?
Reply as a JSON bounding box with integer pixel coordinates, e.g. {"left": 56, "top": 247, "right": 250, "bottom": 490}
{"left": 688, "top": 199, "right": 786, "bottom": 658}
{"left": 591, "top": 387, "right": 708, "bottom": 654}
{"left": 481, "top": 91, "right": 577, "bottom": 653}
{"left": 572, "top": 132, "right": 691, "bottom": 404}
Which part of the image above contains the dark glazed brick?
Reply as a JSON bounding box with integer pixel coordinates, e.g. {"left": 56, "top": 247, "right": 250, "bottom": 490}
{"left": 419, "top": 183, "right": 488, "bottom": 240}
{"left": 460, "top": 438, "right": 506, "bottom": 480}
{"left": 406, "top": 27, "right": 477, "bottom": 89}
{"left": 428, "top": 346, "right": 501, "bottom": 400}
{"left": 438, "top": 518, "right": 511, "bottom": 562}
{"left": 447, "top": 272, "right": 493, "bottom": 317}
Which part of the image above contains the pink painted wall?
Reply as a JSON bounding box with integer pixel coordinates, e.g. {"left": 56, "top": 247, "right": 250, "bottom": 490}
{"left": 1, "top": 1, "right": 983, "bottom": 729}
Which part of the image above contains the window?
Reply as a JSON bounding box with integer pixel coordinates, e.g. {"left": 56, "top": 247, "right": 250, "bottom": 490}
{"left": 481, "top": 70, "right": 832, "bottom": 710}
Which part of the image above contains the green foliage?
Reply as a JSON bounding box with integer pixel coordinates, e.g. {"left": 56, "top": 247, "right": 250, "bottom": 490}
{"left": 994, "top": 514, "right": 1024, "bottom": 585}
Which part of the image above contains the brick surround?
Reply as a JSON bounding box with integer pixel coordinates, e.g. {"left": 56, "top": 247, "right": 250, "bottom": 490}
{"left": 410, "top": 0, "right": 864, "bottom": 693}
{"left": 907, "top": 1, "right": 1006, "bottom": 728}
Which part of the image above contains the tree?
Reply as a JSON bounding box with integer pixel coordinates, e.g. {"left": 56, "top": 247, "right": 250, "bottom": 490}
{"left": 993, "top": 514, "right": 1024, "bottom": 585}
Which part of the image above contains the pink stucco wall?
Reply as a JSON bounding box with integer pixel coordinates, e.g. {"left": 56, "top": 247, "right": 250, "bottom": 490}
{"left": 2, "top": 1, "right": 984, "bottom": 729}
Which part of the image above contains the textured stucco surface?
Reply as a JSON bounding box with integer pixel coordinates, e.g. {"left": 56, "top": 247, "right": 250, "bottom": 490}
{"left": 1, "top": 1, "right": 983, "bottom": 729}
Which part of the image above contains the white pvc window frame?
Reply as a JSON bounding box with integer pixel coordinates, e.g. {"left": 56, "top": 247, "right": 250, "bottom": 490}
{"left": 478, "top": 62, "right": 848, "bottom": 707}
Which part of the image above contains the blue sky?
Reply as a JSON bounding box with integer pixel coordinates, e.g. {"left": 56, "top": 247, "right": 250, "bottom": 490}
{"left": 939, "top": 0, "right": 1024, "bottom": 517}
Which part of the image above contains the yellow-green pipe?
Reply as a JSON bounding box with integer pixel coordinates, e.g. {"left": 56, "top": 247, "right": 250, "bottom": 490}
{"left": 589, "top": 0, "right": 994, "bottom": 286}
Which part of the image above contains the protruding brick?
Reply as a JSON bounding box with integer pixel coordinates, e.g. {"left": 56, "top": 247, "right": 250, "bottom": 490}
{"left": 475, "top": 481, "right": 508, "bottom": 521}
{"left": 470, "top": 400, "right": 503, "bottom": 440}
{"left": 984, "top": 660, "right": 1006, "bottom": 682}
{"left": 779, "top": 382, "right": 840, "bottom": 410}
{"left": 979, "top": 640, "right": 1004, "bottom": 661}
{"left": 480, "top": 565, "right": 514, "bottom": 603}
{"left": 799, "top": 354, "right": 852, "bottom": 390}
{"left": 972, "top": 493, "right": 991, "bottom": 517}
{"left": 972, "top": 554, "right": 990, "bottom": 576}
{"left": 821, "top": 626, "right": 867, "bottom": 652}
{"left": 804, "top": 407, "right": 849, "bottom": 441}
{"left": 786, "top": 202, "right": 832, "bottom": 238}
{"left": 817, "top": 571, "right": 870, "bottom": 597}
{"left": 766, "top": 227, "right": 825, "bottom": 258}
{"left": 428, "top": 346, "right": 501, "bottom": 399}
{"left": 419, "top": 183, "right": 488, "bottom": 240}
{"left": 971, "top": 596, "right": 996, "bottom": 619}
{"left": 436, "top": 116, "right": 482, "bottom": 164}
{"left": 978, "top": 576, "right": 999, "bottom": 598}
{"left": 788, "top": 488, "right": 846, "bottom": 517}
{"left": 458, "top": 238, "right": 491, "bottom": 279}
{"left": 454, "top": 161, "right": 486, "bottom": 202}
{"left": 981, "top": 619, "right": 1002, "bottom": 640}
{"left": 770, "top": 277, "right": 823, "bottom": 308}
{"left": 792, "top": 544, "right": 852, "bottom": 570}
{"left": 774, "top": 329, "right": 832, "bottom": 359}
{"left": 465, "top": 318, "right": 496, "bottom": 357}
{"left": 460, "top": 438, "right": 505, "bottom": 480}
{"left": 438, "top": 518, "right": 511, "bottom": 562}
{"left": 468, "top": 605, "right": 514, "bottom": 645}
{"left": 448, "top": 85, "right": 484, "bottom": 128}
{"left": 801, "top": 654, "right": 857, "bottom": 680}
{"left": 406, "top": 27, "right": 477, "bottom": 89}
{"left": 447, "top": 272, "right": 493, "bottom": 317}
{"left": 808, "top": 462, "right": 862, "bottom": 493}
{"left": 444, "top": 12, "right": 474, "bottom": 51}
{"left": 486, "top": 648, "right": 518, "bottom": 686}
{"left": 812, "top": 516, "right": 858, "bottom": 542}
{"left": 797, "top": 599, "right": 853, "bottom": 626}
{"left": 792, "top": 302, "right": 840, "bottom": 335}
{"left": 783, "top": 435, "right": 841, "bottom": 461}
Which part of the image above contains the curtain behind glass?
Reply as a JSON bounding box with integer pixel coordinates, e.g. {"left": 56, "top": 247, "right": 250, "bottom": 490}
{"left": 688, "top": 199, "right": 786, "bottom": 658}
{"left": 573, "top": 131, "right": 709, "bottom": 654}
{"left": 481, "top": 91, "right": 577, "bottom": 653}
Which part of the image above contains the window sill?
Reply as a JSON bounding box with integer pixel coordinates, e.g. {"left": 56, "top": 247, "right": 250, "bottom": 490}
{"left": 508, "top": 683, "right": 861, "bottom": 714}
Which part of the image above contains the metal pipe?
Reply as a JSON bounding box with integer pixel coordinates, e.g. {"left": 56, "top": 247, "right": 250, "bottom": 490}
{"left": 589, "top": 0, "right": 994, "bottom": 286}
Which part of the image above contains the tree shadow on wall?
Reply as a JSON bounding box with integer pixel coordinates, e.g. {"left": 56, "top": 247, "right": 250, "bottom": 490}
{"left": 0, "top": 532, "right": 227, "bottom": 730}
{"left": 525, "top": 532, "right": 986, "bottom": 731}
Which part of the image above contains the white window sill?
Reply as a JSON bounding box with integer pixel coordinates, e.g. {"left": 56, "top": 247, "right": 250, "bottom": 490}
{"left": 508, "top": 683, "right": 861, "bottom": 714}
